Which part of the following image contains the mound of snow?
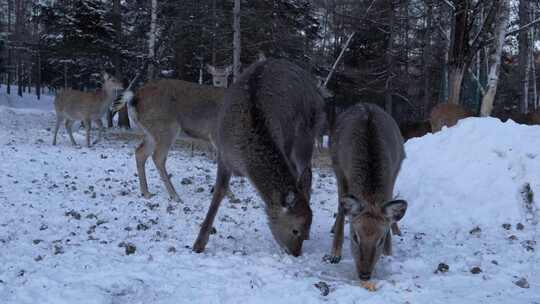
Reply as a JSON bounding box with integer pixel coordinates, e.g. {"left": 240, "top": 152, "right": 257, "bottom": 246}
{"left": 397, "top": 117, "right": 540, "bottom": 231}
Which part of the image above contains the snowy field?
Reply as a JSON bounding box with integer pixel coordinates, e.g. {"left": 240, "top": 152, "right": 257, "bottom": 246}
{"left": 1, "top": 90, "right": 539, "bottom": 303}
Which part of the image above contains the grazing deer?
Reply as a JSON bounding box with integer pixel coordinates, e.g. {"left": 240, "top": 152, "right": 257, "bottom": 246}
{"left": 327, "top": 103, "right": 407, "bottom": 281}
{"left": 113, "top": 79, "right": 226, "bottom": 202}
{"left": 430, "top": 103, "right": 474, "bottom": 132}
{"left": 192, "top": 59, "right": 325, "bottom": 256}
{"left": 52, "top": 72, "right": 124, "bottom": 147}
{"left": 399, "top": 120, "right": 431, "bottom": 141}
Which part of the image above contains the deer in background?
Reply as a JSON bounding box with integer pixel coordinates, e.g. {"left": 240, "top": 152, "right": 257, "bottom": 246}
{"left": 430, "top": 103, "right": 474, "bottom": 132}
{"left": 192, "top": 59, "right": 326, "bottom": 256}
{"left": 399, "top": 120, "right": 431, "bottom": 141}
{"left": 206, "top": 65, "right": 232, "bottom": 88}
{"left": 113, "top": 78, "right": 226, "bottom": 202}
{"left": 52, "top": 72, "right": 124, "bottom": 147}
{"left": 327, "top": 103, "right": 407, "bottom": 281}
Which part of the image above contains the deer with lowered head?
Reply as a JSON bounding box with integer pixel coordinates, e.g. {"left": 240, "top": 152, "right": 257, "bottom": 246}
{"left": 112, "top": 78, "right": 227, "bottom": 202}
{"left": 52, "top": 72, "right": 124, "bottom": 147}
{"left": 192, "top": 59, "right": 326, "bottom": 256}
{"left": 327, "top": 102, "right": 407, "bottom": 281}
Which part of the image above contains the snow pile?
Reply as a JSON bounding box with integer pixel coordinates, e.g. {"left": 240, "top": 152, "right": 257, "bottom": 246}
{"left": 398, "top": 117, "right": 540, "bottom": 231}
{"left": 0, "top": 96, "right": 538, "bottom": 303}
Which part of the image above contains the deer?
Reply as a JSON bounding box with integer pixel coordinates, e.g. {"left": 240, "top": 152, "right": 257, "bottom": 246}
{"left": 326, "top": 103, "right": 407, "bottom": 281}
{"left": 206, "top": 64, "right": 232, "bottom": 88}
{"left": 430, "top": 103, "right": 474, "bottom": 132}
{"left": 112, "top": 78, "right": 227, "bottom": 202}
{"left": 192, "top": 59, "right": 326, "bottom": 257}
{"left": 399, "top": 120, "right": 431, "bottom": 141}
{"left": 52, "top": 72, "right": 124, "bottom": 147}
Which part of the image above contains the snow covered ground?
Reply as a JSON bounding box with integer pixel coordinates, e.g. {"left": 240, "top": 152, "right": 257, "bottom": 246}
{"left": 0, "top": 90, "right": 539, "bottom": 303}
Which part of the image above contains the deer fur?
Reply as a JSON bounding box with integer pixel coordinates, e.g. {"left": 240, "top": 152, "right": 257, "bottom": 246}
{"left": 399, "top": 120, "right": 431, "bottom": 141}
{"left": 328, "top": 103, "right": 407, "bottom": 281}
{"left": 52, "top": 72, "right": 124, "bottom": 147}
{"left": 192, "top": 59, "right": 325, "bottom": 256}
{"left": 113, "top": 79, "right": 226, "bottom": 202}
{"left": 430, "top": 103, "right": 474, "bottom": 132}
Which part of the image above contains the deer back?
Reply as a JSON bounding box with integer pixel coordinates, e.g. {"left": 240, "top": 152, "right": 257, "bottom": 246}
{"left": 217, "top": 59, "right": 325, "bottom": 193}
{"left": 430, "top": 103, "right": 474, "bottom": 132}
{"left": 332, "top": 103, "right": 404, "bottom": 203}
{"left": 133, "top": 79, "right": 226, "bottom": 144}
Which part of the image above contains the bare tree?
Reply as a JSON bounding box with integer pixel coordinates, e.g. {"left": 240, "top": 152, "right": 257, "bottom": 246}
{"left": 147, "top": 0, "right": 158, "bottom": 79}
{"left": 519, "top": 0, "right": 531, "bottom": 114}
{"left": 114, "top": 0, "right": 130, "bottom": 128}
{"left": 480, "top": 0, "right": 510, "bottom": 116}
{"left": 448, "top": 0, "right": 499, "bottom": 105}
{"left": 232, "top": 0, "right": 241, "bottom": 83}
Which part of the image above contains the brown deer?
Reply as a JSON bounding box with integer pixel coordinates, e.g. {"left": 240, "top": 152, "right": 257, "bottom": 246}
{"left": 52, "top": 72, "right": 124, "bottom": 147}
{"left": 192, "top": 59, "right": 325, "bottom": 256}
{"left": 430, "top": 103, "right": 474, "bottom": 132}
{"left": 113, "top": 79, "right": 226, "bottom": 202}
{"left": 327, "top": 103, "right": 407, "bottom": 281}
{"left": 493, "top": 108, "right": 540, "bottom": 125}
{"left": 399, "top": 120, "right": 431, "bottom": 141}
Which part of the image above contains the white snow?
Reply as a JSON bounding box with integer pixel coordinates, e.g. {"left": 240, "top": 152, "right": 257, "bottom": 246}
{"left": 0, "top": 90, "right": 538, "bottom": 303}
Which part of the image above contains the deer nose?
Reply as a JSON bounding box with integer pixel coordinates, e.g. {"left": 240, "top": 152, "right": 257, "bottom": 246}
{"left": 359, "top": 272, "right": 371, "bottom": 281}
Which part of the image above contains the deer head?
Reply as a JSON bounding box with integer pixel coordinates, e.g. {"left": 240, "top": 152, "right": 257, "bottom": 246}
{"left": 206, "top": 64, "right": 232, "bottom": 88}
{"left": 341, "top": 195, "right": 407, "bottom": 280}
{"left": 268, "top": 167, "right": 313, "bottom": 257}
{"left": 101, "top": 72, "right": 124, "bottom": 94}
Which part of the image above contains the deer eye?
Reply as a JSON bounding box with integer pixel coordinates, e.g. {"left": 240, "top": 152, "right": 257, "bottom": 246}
{"left": 352, "top": 233, "right": 359, "bottom": 244}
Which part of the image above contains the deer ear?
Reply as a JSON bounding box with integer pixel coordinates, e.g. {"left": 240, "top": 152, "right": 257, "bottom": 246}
{"left": 383, "top": 199, "right": 408, "bottom": 223}
{"left": 296, "top": 167, "right": 312, "bottom": 199}
{"left": 225, "top": 65, "right": 233, "bottom": 75}
{"left": 341, "top": 195, "right": 365, "bottom": 216}
{"left": 206, "top": 64, "right": 216, "bottom": 75}
{"left": 102, "top": 72, "right": 110, "bottom": 81}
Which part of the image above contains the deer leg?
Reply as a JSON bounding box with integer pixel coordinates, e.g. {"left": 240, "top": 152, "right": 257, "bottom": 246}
{"left": 152, "top": 129, "right": 181, "bottom": 202}
{"left": 328, "top": 203, "right": 345, "bottom": 264}
{"left": 327, "top": 172, "right": 347, "bottom": 263}
{"left": 52, "top": 114, "right": 63, "bottom": 145}
{"left": 383, "top": 230, "right": 393, "bottom": 256}
{"left": 193, "top": 160, "right": 231, "bottom": 253}
{"left": 84, "top": 119, "right": 92, "bottom": 147}
{"left": 93, "top": 119, "right": 105, "bottom": 145}
{"left": 65, "top": 119, "right": 77, "bottom": 146}
{"left": 391, "top": 223, "right": 402, "bottom": 236}
{"left": 136, "top": 137, "right": 155, "bottom": 199}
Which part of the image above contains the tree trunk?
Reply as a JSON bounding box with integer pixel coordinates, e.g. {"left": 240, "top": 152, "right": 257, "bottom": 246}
{"left": 531, "top": 6, "right": 538, "bottom": 110}
{"left": 36, "top": 49, "right": 41, "bottom": 100}
{"left": 422, "top": 0, "right": 433, "bottom": 118}
{"left": 448, "top": 0, "right": 471, "bottom": 104}
{"left": 113, "top": 0, "right": 130, "bottom": 128}
{"left": 448, "top": 65, "right": 465, "bottom": 105}
{"left": 147, "top": 0, "right": 158, "bottom": 79}
{"left": 384, "top": 1, "right": 396, "bottom": 115}
{"left": 519, "top": 0, "right": 531, "bottom": 113}
{"left": 480, "top": 1, "right": 510, "bottom": 117}
{"left": 211, "top": 0, "right": 217, "bottom": 66}
{"left": 232, "top": 0, "right": 241, "bottom": 83}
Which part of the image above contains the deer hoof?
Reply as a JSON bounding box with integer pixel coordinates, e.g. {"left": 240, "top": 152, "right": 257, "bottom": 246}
{"left": 142, "top": 192, "right": 155, "bottom": 199}
{"left": 170, "top": 195, "right": 183, "bottom": 203}
{"left": 192, "top": 237, "right": 208, "bottom": 253}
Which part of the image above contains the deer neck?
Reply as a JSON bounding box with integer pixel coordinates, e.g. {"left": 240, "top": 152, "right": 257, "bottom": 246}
{"left": 98, "top": 87, "right": 117, "bottom": 113}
